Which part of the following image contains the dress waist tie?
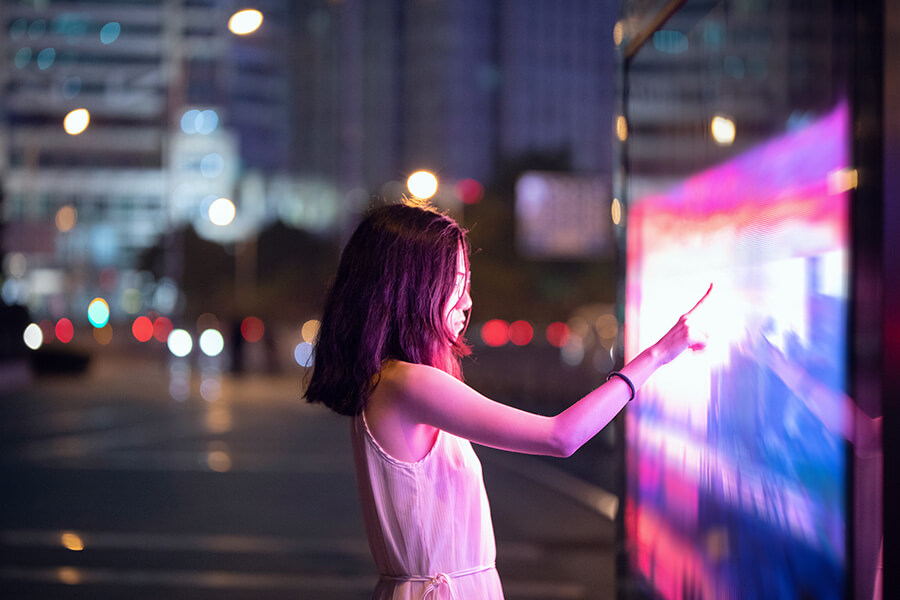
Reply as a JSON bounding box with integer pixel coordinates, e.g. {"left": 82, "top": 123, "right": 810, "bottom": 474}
{"left": 380, "top": 563, "right": 496, "bottom": 599}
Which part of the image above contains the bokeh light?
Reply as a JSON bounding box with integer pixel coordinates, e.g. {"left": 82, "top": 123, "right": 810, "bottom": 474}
{"left": 28, "top": 19, "right": 47, "bottom": 39}
{"left": 200, "top": 153, "right": 224, "bottom": 178}
{"left": 199, "top": 329, "right": 225, "bottom": 357}
{"left": 827, "top": 167, "right": 858, "bottom": 194}
{"left": 93, "top": 324, "right": 113, "bottom": 345}
{"left": 196, "top": 313, "right": 219, "bottom": 331}
{"left": 14, "top": 47, "right": 32, "bottom": 69}
{"left": 87, "top": 298, "right": 110, "bottom": 328}
{"left": 10, "top": 18, "right": 27, "bottom": 39}
{"left": 62, "top": 76, "right": 81, "bottom": 98}
{"left": 167, "top": 329, "right": 193, "bottom": 357}
{"left": 207, "top": 442, "right": 232, "bottom": 472}
{"left": 301, "top": 319, "right": 320, "bottom": 343}
{"left": 546, "top": 322, "right": 571, "bottom": 348}
{"left": 596, "top": 313, "right": 619, "bottom": 341}
{"left": 169, "top": 361, "right": 191, "bottom": 401}
{"left": 611, "top": 197, "right": 622, "bottom": 226}
{"left": 55, "top": 318, "right": 74, "bottom": 343}
{"left": 200, "top": 376, "right": 222, "bottom": 402}
{"left": 132, "top": 316, "right": 153, "bottom": 342}
{"left": 57, "top": 567, "right": 82, "bottom": 585}
{"left": 153, "top": 279, "right": 179, "bottom": 314}
{"left": 180, "top": 109, "right": 200, "bottom": 133}
{"left": 561, "top": 335, "right": 584, "bottom": 366}
{"left": 455, "top": 179, "right": 484, "bottom": 204}
{"left": 100, "top": 22, "right": 120, "bottom": 44}
{"left": 294, "top": 342, "right": 314, "bottom": 367}
{"left": 613, "top": 21, "right": 624, "bottom": 46}
{"left": 407, "top": 171, "right": 438, "bottom": 199}
{"left": 120, "top": 288, "right": 141, "bottom": 314}
{"left": 1, "top": 280, "right": 24, "bottom": 305}
{"left": 481, "top": 319, "right": 509, "bottom": 347}
{"left": 241, "top": 316, "right": 264, "bottom": 342}
{"left": 61, "top": 532, "right": 84, "bottom": 552}
{"left": 180, "top": 109, "right": 219, "bottom": 135}
{"left": 208, "top": 197, "right": 236, "bottom": 226}
{"left": 711, "top": 115, "right": 736, "bottom": 146}
{"left": 63, "top": 108, "right": 90, "bottom": 135}
{"left": 54, "top": 205, "right": 77, "bottom": 232}
{"left": 23, "top": 323, "right": 43, "bottom": 350}
{"left": 196, "top": 110, "right": 218, "bottom": 134}
{"left": 228, "top": 9, "right": 263, "bottom": 35}
{"left": 508, "top": 320, "right": 534, "bottom": 346}
{"left": 153, "top": 316, "right": 173, "bottom": 342}
{"left": 39, "top": 319, "right": 54, "bottom": 341}
{"left": 616, "top": 115, "right": 628, "bottom": 142}
{"left": 7, "top": 252, "right": 27, "bottom": 278}
{"left": 37, "top": 47, "right": 55, "bottom": 69}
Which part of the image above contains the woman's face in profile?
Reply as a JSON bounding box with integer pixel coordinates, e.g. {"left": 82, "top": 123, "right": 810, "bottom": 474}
{"left": 443, "top": 247, "right": 471, "bottom": 340}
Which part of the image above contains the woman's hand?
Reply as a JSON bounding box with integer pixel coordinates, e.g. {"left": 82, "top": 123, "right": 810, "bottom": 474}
{"left": 652, "top": 284, "right": 712, "bottom": 365}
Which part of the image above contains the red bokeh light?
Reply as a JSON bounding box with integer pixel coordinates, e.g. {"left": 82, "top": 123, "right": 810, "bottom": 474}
{"left": 480, "top": 319, "right": 509, "bottom": 347}
{"left": 133, "top": 316, "right": 154, "bottom": 342}
{"left": 153, "top": 316, "right": 173, "bottom": 343}
{"left": 455, "top": 178, "right": 484, "bottom": 205}
{"left": 508, "top": 320, "right": 533, "bottom": 346}
{"left": 241, "top": 316, "right": 265, "bottom": 342}
{"left": 55, "top": 318, "right": 74, "bottom": 344}
{"left": 546, "top": 322, "right": 571, "bottom": 348}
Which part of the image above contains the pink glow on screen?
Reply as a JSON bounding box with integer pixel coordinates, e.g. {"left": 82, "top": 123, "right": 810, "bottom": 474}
{"left": 624, "top": 103, "right": 850, "bottom": 599}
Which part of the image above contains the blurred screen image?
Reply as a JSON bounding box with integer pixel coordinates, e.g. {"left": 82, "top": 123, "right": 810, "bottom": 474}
{"left": 624, "top": 103, "right": 850, "bottom": 599}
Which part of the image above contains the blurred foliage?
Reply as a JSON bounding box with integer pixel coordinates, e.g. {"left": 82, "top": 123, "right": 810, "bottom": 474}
{"left": 138, "top": 223, "right": 339, "bottom": 322}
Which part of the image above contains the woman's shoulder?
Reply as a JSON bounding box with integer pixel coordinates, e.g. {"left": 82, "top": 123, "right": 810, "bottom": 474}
{"left": 379, "top": 359, "right": 448, "bottom": 389}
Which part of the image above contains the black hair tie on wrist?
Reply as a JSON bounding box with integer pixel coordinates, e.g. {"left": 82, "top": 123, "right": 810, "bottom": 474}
{"left": 606, "top": 371, "right": 636, "bottom": 402}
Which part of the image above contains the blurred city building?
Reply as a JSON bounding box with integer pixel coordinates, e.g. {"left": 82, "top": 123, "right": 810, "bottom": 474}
{"left": 0, "top": 0, "right": 292, "bottom": 323}
{"left": 616, "top": 0, "right": 838, "bottom": 201}
{"left": 1, "top": 0, "right": 619, "bottom": 326}
{"left": 289, "top": 0, "right": 617, "bottom": 224}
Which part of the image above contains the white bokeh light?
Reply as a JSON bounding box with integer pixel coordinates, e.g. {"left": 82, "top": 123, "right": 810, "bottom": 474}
{"left": 208, "top": 197, "right": 236, "bottom": 226}
{"left": 199, "top": 329, "right": 225, "bottom": 357}
{"left": 63, "top": 108, "right": 90, "bottom": 135}
{"left": 407, "top": 171, "right": 438, "bottom": 199}
{"left": 711, "top": 115, "right": 736, "bottom": 146}
{"left": 167, "top": 329, "right": 193, "bottom": 357}
{"left": 23, "top": 323, "right": 43, "bottom": 350}
{"left": 228, "top": 9, "right": 263, "bottom": 35}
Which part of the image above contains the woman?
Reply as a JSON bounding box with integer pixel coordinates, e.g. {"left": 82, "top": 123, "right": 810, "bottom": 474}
{"left": 306, "top": 202, "right": 710, "bottom": 599}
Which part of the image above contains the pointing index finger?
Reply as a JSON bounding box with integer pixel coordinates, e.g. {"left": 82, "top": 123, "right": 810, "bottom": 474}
{"left": 686, "top": 283, "right": 713, "bottom": 315}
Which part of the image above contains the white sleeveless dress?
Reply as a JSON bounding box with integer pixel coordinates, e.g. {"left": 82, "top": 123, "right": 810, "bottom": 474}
{"left": 351, "top": 412, "right": 504, "bottom": 599}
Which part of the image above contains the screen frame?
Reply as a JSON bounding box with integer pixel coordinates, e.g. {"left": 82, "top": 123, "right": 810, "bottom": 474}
{"left": 613, "top": 1, "right": 889, "bottom": 598}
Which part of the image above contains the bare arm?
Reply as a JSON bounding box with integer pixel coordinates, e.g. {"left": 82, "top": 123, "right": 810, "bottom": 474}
{"left": 392, "top": 285, "right": 712, "bottom": 457}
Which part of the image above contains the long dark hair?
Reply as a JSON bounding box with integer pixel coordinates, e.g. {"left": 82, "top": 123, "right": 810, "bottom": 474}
{"left": 304, "top": 202, "right": 471, "bottom": 416}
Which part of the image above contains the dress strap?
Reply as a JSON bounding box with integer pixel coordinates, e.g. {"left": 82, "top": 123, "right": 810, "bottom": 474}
{"left": 380, "top": 563, "right": 496, "bottom": 599}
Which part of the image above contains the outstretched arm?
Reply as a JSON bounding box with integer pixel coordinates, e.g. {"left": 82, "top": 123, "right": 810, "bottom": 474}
{"left": 391, "top": 285, "right": 712, "bottom": 457}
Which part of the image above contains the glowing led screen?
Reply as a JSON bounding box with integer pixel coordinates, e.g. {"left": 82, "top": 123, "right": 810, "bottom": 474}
{"left": 624, "top": 104, "right": 850, "bottom": 599}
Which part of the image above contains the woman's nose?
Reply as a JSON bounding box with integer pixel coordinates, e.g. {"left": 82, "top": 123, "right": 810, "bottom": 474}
{"left": 460, "top": 288, "right": 472, "bottom": 311}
